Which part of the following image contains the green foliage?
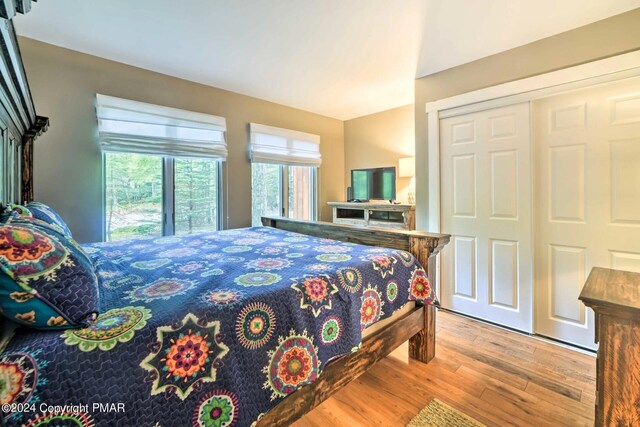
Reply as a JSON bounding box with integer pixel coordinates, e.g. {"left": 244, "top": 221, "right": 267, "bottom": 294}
{"left": 105, "top": 153, "right": 218, "bottom": 241}
{"left": 251, "top": 163, "right": 281, "bottom": 226}
{"left": 111, "top": 224, "right": 161, "bottom": 241}
{"left": 175, "top": 158, "right": 217, "bottom": 235}
{"left": 106, "top": 153, "right": 162, "bottom": 205}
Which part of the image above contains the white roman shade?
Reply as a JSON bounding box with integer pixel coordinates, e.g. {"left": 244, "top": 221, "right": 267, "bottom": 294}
{"left": 249, "top": 123, "right": 321, "bottom": 167}
{"left": 96, "top": 94, "right": 227, "bottom": 159}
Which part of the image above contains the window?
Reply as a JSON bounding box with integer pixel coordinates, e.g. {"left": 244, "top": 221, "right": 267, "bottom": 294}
{"left": 97, "top": 95, "right": 226, "bottom": 241}
{"left": 288, "top": 165, "right": 315, "bottom": 219}
{"left": 251, "top": 163, "right": 317, "bottom": 226}
{"left": 251, "top": 163, "right": 281, "bottom": 226}
{"left": 174, "top": 158, "right": 219, "bottom": 235}
{"left": 249, "top": 123, "right": 320, "bottom": 226}
{"left": 104, "top": 154, "right": 220, "bottom": 241}
{"left": 105, "top": 152, "right": 163, "bottom": 241}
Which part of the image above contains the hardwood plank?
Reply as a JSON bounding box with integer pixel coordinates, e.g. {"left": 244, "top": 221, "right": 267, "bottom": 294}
{"left": 335, "top": 376, "right": 419, "bottom": 420}
{"left": 530, "top": 347, "right": 596, "bottom": 385}
{"left": 480, "top": 388, "right": 589, "bottom": 427}
{"left": 365, "top": 360, "right": 518, "bottom": 427}
{"left": 463, "top": 368, "right": 592, "bottom": 426}
{"left": 532, "top": 346, "right": 596, "bottom": 376}
{"left": 525, "top": 381, "right": 594, "bottom": 417}
{"left": 438, "top": 330, "right": 585, "bottom": 400}
{"left": 439, "top": 312, "right": 554, "bottom": 355}
{"left": 296, "top": 311, "right": 595, "bottom": 427}
{"left": 441, "top": 324, "right": 593, "bottom": 389}
{"left": 436, "top": 345, "right": 529, "bottom": 391}
{"left": 436, "top": 317, "right": 480, "bottom": 341}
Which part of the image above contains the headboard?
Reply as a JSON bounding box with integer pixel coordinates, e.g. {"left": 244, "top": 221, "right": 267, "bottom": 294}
{"left": 0, "top": 0, "right": 48, "bottom": 210}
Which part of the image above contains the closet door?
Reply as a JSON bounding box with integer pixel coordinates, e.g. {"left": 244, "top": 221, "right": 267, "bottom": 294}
{"left": 440, "top": 103, "right": 533, "bottom": 332}
{"left": 533, "top": 76, "right": 640, "bottom": 349}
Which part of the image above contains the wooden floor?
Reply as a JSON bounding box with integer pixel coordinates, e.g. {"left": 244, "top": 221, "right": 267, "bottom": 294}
{"left": 294, "top": 310, "right": 596, "bottom": 427}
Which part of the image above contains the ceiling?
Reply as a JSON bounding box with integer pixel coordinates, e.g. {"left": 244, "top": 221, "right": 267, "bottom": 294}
{"left": 15, "top": 0, "right": 640, "bottom": 120}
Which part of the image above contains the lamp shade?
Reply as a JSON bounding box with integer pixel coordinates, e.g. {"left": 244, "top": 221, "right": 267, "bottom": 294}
{"left": 398, "top": 157, "right": 415, "bottom": 178}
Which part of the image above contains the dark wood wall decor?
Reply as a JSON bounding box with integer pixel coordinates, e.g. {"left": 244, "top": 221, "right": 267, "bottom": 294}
{"left": 579, "top": 267, "right": 640, "bottom": 426}
{"left": 0, "top": 0, "right": 47, "bottom": 208}
{"left": 260, "top": 216, "right": 449, "bottom": 426}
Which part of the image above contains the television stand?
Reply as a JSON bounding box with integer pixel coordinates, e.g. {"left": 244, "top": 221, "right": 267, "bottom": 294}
{"left": 328, "top": 202, "right": 415, "bottom": 230}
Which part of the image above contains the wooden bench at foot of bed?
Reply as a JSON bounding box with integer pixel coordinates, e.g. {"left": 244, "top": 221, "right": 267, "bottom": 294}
{"left": 259, "top": 216, "right": 450, "bottom": 426}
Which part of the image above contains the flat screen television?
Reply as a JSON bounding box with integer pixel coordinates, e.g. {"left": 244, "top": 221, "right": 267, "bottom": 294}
{"left": 350, "top": 167, "right": 396, "bottom": 201}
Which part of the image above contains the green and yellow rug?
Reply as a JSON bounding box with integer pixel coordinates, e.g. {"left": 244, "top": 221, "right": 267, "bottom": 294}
{"left": 407, "top": 399, "right": 486, "bottom": 427}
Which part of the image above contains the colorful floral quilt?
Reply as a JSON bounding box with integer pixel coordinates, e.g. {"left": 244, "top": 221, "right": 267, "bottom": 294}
{"left": 0, "top": 226, "right": 434, "bottom": 426}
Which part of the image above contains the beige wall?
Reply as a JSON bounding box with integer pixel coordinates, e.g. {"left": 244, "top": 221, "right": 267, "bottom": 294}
{"left": 344, "top": 105, "right": 414, "bottom": 203}
{"left": 414, "top": 8, "right": 640, "bottom": 230}
{"left": 20, "top": 37, "right": 345, "bottom": 243}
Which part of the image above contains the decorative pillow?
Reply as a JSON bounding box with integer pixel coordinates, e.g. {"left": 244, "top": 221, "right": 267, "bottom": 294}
{"left": 0, "top": 204, "right": 32, "bottom": 223}
{"left": 0, "top": 215, "right": 99, "bottom": 329}
{"left": 25, "top": 201, "right": 72, "bottom": 238}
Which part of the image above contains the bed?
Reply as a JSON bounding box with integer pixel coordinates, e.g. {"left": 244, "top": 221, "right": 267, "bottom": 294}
{"left": 0, "top": 4, "right": 450, "bottom": 426}
{"left": 0, "top": 222, "right": 447, "bottom": 426}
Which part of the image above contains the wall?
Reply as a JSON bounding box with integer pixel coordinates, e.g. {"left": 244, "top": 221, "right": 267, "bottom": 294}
{"left": 344, "top": 105, "right": 414, "bottom": 203}
{"left": 20, "top": 37, "right": 345, "bottom": 243}
{"left": 414, "top": 8, "right": 640, "bottom": 230}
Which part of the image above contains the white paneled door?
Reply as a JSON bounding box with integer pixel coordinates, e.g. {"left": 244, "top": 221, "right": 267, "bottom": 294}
{"left": 533, "top": 77, "right": 640, "bottom": 349}
{"left": 440, "top": 103, "right": 533, "bottom": 332}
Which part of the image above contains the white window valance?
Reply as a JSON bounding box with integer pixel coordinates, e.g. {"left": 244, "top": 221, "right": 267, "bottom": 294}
{"left": 249, "top": 123, "right": 321, "bottom": 167}
{"left": 95, "top": 94, "right": 227, "bottom": 160}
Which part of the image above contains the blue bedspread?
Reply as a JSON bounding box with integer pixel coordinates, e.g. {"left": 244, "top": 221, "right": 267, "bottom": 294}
{"left": 1, "top": 227, "right": 434, "bottom": 426}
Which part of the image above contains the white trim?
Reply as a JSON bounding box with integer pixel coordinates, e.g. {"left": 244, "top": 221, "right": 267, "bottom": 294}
{"left": 425, "top": 50, "right": 640, "bottom": 115}
{"left": 162, "top": 158, "right": 175, "bottom": 236}
{"left": 427, "top": 111, "right": 440, "bottom": 233}
{"left": 216, "top": 161, "right": 225, "bottom": 231}
{"left": 311, "top": 167, "right": 319, "bottom": 221}
{"left": 281, "top": 165, "right": 289, "bottom": 217}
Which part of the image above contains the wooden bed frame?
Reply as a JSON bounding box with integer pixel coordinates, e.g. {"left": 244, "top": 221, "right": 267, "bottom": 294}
{"left": 259, "top": 216, "right": 449, "bottom": 425}
{"left": 0, "top": 4, "right": 451, "bottom": 425}
{"left": 0, "top": 1, "right": 48, "bottom": 207}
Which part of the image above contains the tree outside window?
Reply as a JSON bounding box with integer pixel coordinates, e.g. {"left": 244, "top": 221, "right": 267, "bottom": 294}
{"left": 105, "top": 153, "right": 219, "bottom": 241}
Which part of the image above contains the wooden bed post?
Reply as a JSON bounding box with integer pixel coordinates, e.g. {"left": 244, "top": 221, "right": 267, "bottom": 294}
{"left": 21, "top": 116, "right": 49, "bottom": 203}
{"left": 409, "top": 304, "right": 436, "bottom": 362}
{"left": 408, "top": 234, "right": 448, "bottom": 363}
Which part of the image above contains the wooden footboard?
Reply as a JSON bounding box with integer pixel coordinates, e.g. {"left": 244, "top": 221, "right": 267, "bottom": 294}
{"left": 259, "top": 216, "right": 449, "bottom": 426}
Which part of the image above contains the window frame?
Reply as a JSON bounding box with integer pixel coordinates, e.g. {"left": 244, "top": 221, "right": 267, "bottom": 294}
{"left": 251, "top": 163, "right": 318, "bottom": 225}
{"left": 102, "top": 153, "right": 223, "bottom": 241}
{"left": 284, "top": 165, "right": 318, "bottom": 221}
